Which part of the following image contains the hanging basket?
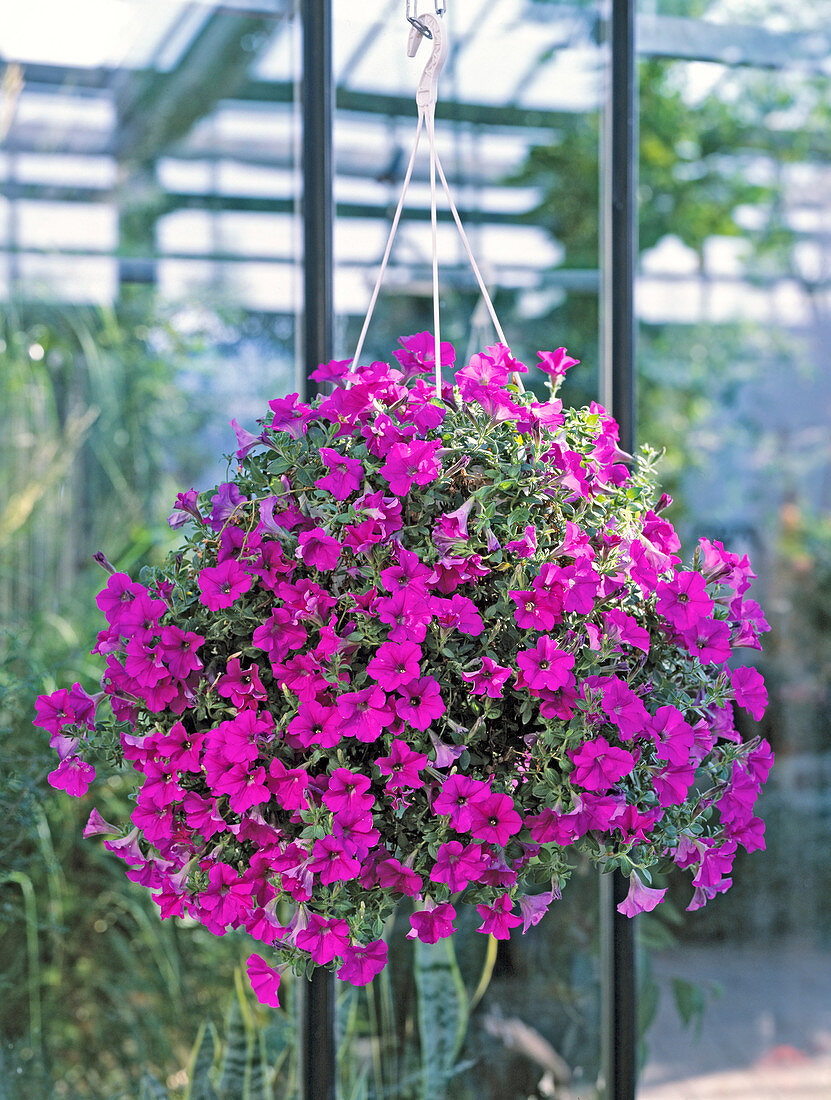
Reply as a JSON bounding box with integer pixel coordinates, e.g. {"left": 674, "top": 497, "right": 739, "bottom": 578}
{"left": 36, "top": 337, "right": 772, "bottom": 1005}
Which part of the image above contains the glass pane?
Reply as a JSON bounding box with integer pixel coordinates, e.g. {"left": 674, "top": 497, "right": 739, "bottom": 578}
{"left": 636, "top": 1, "right": 831, "bottom": 1095}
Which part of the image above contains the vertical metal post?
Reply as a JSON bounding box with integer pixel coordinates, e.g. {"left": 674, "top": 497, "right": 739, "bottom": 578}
{"left": 600, "top": 1, "right": 637, "bottom": 1099}
{"left": 299, "top": 1, "right": 337, "bottom": 1098}
{"left": 301, "top": 0, "right": 334, "bottom": 402}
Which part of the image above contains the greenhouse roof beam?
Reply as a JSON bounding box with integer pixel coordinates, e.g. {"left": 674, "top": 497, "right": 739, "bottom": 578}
{"left": 112, "top": 7, "right": 286, "bottom": 164}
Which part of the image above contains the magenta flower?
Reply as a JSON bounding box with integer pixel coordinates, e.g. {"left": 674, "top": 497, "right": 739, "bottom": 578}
{"left": 216, "top": 658, "right": 266, "bottom": 709}
{"left": 568, "top": 736, "right": 635, "bottom": 791}
{"left": 168, "top": 488, "right": 203, "bottom": 528}
{"left": 475, "top": 893, "right": 522, "bottom": 939}
{"left": 509, "top": 589, "right": 562, "bottom": 631}
{"left": 366, "top": 639, "right": 422, "bottom": 692}
{"left": 200, "top": 863, "right": 254, "bottom": 926}
{"left": 34, "top": 689, "right": 76, "bottom": 735}
{"left": 158, "top": 625, "right": 204, "bottom": 679}
{"left": 315, "top": 447, "right": 364, "bottom": 501}
{"left": 83, "top": 808, "right": 119, "bottom": 837}
{"left": 656, "top": 571, "right": 714, "bottom": 631}
{"left": 518, "top": 889, "right": 556, "bottom": 933}
{"left": 602, "top": 609, "right": 650, "bottom": 654}
{"left": 650, "top": 705, "right": 696, "bottom": 767}
{"left": 537, "top": 346, "right": 579, "bottom": 377}
{"left": 599, "top": 677, "right": 650, "bottom": 739}
{"left": 337, "top": 940, "right": 389, "bottom": 986}
{"left": 429, "top": 841, "right": 486, "bottom": 891}
{"left": 515, "top": 636, "right": 575, "bottom": 693}
{"left": 252, "top": 608, "right": 307, "bottom": 664}
{"left": 95, "top": 571, "right": 144, "bottom": 624}
{"left": 214, "top": 763, "right": 271, "bottom": 815}
{"left": 393, "top": 330, "right": 455, "bottom": 377}
{"left": 336, "top": 686, "right": 393, "bottom": 743}
{"left": 680, "top": 617, "right": 732, "bottom": 665}
{"left": 375, "top": 739, "right": 429, "bottom": 791}
{"left": 268, "top": 392, "right": 312, "bottom": 438}
{"left": 331, "top": 807, "right": 380, "bottom": 859}
{"left": 394, "top": 676, "right": 445, "bottom": 731}
{"left": 322, "top": 768, "right": 373, "bottom": 814}
{"left": 197, "top": 558, "right": 253, "bottom": 610}
{"left": 246, "top": 954, "right": 282, "bottom": 1007}
{"left": 432, "top": 774, "right": 491, "bottom": 832}
{"left": 288, "top": 701, "right": 341, "bottom": 749}
{"left": 460, "top": 657, "right": 512, "bottom": 698}
{"left": 380, "top": 439, "right": 442, "bottom": 495}
{"left": 296, "top": 528, "right": 342, "bottom": 571}
{"left": 468, "top": 791, "right": 522, "bottom": 846}
{"left": 653, "top": 761, "right": 696, "bottom": 807}
{"left": 505, "top": 525, "right": 537, "bottom": 559}
{"left": 209, "top": 482, "right": 248, "bottom": 531}
{"left": 407, "top": 901, "right": 456, "bottom": 944}
{"left": 47, "top": 756, "right": 95, "bottom": 798}
{"left": 616, "top": 874, "right": 667, "bottom": 917}
{"left": 731, "top": 666, "right": 767, "bottom": 721}
{"left": 374, "top": 589, "right": 434, "bottom": 644}
{"left": 377, "top": 858, "right": 423, "bottom": 897}
{"left": 267, "top": 759, "right": 310, "bottom": 811}
{"left": 295, "top": 914, "right": 351, "bottom": 965}
{"left": 432, "top": 594, "right": 484, "bottom": 637}
{"left": 308, "top": 835, "right": 362, "bottom": 884}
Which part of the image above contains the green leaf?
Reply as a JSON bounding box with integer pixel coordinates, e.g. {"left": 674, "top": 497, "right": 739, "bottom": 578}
{"left": 216, "top": 984, "right": 252, "bottom": 1099}
{"left": 670, "top": 976, "right": 708, "bottom": 1037}
{"left": 415, "top": 934, "right": 469, "bottom": 1100}
{"left": 185, "top": 1021, "right": 220, "bottom": 1100}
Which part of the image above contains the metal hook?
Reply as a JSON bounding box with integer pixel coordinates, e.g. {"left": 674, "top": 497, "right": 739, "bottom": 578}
{"left": 407, "top": 11, "right": 448, "bottom": 110}
{"left": 406, "top": 0, "right": 444, "bottom": 39}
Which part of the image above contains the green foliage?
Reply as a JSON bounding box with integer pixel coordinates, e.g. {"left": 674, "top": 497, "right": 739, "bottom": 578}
{"left": 414, "top": 936, "right": 469, "bottom": 1099}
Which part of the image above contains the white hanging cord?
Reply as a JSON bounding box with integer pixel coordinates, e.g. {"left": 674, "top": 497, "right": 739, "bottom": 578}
{"left": 349, "top": 8, "right": 521, "bottom": 395}
{"left": 426, "top": 107, "right": 442, "bottom": 395}
{"left": 431, "top": 144, "right": 524, "bottom": 393}
{"left": 349, "top": 113, "right": 424, "bottom": 375}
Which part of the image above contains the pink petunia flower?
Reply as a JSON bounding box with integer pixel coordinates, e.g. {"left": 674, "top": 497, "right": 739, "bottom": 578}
{"left": 406, "top": 901, "right": 457, "bottom": 944}
{"left": 366, "top": 639, "right": 422, "bottom": 692}
{"left": 429, "top": 841, "right": 486, "bottom": 892}
{"left": 375, "top": 739, "right": 428, "bottom": 791}
{"left": 246, "top": 954, "right": 282, "bottom": 1007}
{"left": 296, "top": 528, "right": 342, "bottom": 571}
{"left": 731, "top": 666, "right": 767, "bottom": 721}
{"left": 432, "top": 774, "right": 491, "bottom": 832}
{"left": 315, "top": 447, "right": 364, "bottom": 501}
{"left": 197, "top": 559, "right": 253, "bottom": 610}
{"left": 377, "top": 858, "right": 423, "bottom": 897}
{"left": 295, "top": 914, "right": 351, "bottom": 965}
{"left": 47, "top": 756, "right": 95, "bottom": 798}
{"left": 655, "top": 571, "right": 714, "bottom": 631}
{"left": 468, "top": 791, "right": 523, "bottom": 847}
{"left": 460, "top": 657, "right": 512, "bottom": 698}
{"left": 322, "top": 768, "right": 374, "bottom": 814}
{"left": 475, "top": 893, "right": 523, "bottom": 939}
{"left": 307, "top": 835, "right": 362, "bottom": 884}
{"left": 337, "top": 939, "right": 389, "bottom": 986}
{"left": 379, "top": 439, "right": 442, "bottom": 495}
{"left": 394, "top": 676, "right": 446, "bottom": 731}
{"left": 616, "top": 875, "right": 667, "bottom": 917}
{"left": 336, "top": 686, "right": 394, "bottom": 743}
{"left": 568, "top": 736, "right": 636, "bottom": 792}
{"left": 515, "top": 636, "right": 575, "bottom": 694}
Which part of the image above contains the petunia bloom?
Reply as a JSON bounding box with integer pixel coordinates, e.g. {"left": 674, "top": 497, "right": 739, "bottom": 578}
{"left": 246, "top": 953, "right": 282, "bottom": 1007}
